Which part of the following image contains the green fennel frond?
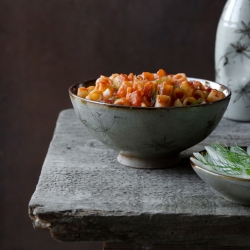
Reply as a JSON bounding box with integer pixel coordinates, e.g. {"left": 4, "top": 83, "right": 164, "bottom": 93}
{"left": 192, "top": 143, "right": 250, "bottom": 177}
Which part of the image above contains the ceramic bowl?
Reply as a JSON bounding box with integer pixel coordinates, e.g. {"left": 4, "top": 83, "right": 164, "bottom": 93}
{"left": 69, "top": 78, "right": 231, "bottom": 169}
{"left": 190, "top": 151, "right": 250, "bottom": 206}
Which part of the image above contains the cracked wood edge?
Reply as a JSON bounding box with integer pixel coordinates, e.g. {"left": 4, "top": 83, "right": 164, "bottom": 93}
{"left": 29, "top": 203, "right": 250, "bottom": 245}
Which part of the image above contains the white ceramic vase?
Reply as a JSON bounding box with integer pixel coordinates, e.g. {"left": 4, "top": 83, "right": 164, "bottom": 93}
{"left": 215, "top": 0, "right": 250, "bottom": 121}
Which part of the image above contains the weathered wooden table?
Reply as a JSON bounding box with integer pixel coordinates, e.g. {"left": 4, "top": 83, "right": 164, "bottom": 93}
{"left": 29, "top": 109, "right": 250, "bottom": 250}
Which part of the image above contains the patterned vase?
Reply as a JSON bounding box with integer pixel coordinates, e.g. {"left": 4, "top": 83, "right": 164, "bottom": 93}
{"left": 215, "top": 0, "right": 250, "bottom": 121}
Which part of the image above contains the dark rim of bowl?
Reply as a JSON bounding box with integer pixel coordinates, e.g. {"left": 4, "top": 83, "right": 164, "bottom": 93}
{"left": 190, "top": 148, "right": 250, "bottom": 182}
{"left": 69, "top": 78, "right": 232, "bottom": 110}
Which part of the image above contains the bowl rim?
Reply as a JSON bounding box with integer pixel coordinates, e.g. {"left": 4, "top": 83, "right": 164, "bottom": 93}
{"left": 190, "top": 148, "right": 250, "bottom": 182}
{"left": 69, "top": 77, "right": 231, "bottom": 110}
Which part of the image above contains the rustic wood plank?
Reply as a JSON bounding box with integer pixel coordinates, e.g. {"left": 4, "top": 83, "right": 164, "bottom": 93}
{"left": 103, "top": 242, "right": 250, "bottom": 250}
{"left": 29, "top": 109, "right": 250, "bottom": 246}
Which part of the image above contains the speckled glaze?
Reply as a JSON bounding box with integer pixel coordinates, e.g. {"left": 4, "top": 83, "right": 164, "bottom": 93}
{"left": 191, "top": 157, "right": 250, "bottom": 206}
{"left": 215, "top": 0, "right": 250, "bottom": 121}
{"left": 69, "top": 78, "right": 231, "bottom": 169}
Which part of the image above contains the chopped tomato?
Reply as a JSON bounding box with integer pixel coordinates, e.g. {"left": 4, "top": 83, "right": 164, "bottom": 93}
{"left": 127, "top": 90, "right": 142, "bottom": 106}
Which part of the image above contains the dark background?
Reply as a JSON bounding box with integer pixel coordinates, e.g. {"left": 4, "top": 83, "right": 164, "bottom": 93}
{"left": 1, "top": 1, "right": 226, "bottom": 249}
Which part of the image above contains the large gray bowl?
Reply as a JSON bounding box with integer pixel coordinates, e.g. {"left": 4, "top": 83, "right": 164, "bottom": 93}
{"left": 69, "top": 78, "right": 231, "bottom": 169}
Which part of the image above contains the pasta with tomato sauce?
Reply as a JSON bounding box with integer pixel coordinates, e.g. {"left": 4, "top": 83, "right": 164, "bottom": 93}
{"left": 77, "top": 69, "right": 225, "bottom": 107}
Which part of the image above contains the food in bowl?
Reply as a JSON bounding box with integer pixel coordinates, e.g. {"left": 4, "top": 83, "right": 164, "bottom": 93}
{"left": 191, "top": 143, "right": 250, "bottom": 177}
{"left": 69, "top": 71, "right": 231, "bottom": 169}
{"left": 190, "top": 144, "right": 250, "bottom": 206}
{"left": 76, "top": 69, "right": 226, "bottom": 108}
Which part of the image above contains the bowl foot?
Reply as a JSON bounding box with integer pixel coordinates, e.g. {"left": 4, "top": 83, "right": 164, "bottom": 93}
{"left": 222, "top": 196, "right": 250, "bottom": 207}
{"left": 117, "top": 153, "right": 181, "bottom": 169}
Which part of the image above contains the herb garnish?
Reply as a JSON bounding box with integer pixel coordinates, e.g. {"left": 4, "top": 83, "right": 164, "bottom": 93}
{"left": 156, "top": 77, "right": 169, "bottom": 84}
{"left": 190, "top": 99, "right": 203, "bottom": 106}
{"left": 191, "top": 144, "right": 250, "bottom": 177}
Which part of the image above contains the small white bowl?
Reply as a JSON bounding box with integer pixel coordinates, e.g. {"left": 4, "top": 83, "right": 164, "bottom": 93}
{"left": 190, "top": 150, "right": 250, "bottom": 206}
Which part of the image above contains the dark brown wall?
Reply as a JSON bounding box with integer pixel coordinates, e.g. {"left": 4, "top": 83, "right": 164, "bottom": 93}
{"left": 0, "top": 1, "right": 226, "bottom": 249}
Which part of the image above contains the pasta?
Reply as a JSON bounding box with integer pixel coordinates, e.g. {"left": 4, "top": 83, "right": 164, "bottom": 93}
{"left": 77, "top": 69, "right": 226, "bottom": 107}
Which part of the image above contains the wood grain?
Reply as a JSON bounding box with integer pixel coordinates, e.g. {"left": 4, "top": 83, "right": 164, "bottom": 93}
{"left": 103, "top": 242, "right": 250, "bottom": 250}
{"left": 29, "top": 109, "right": 250, "bottom": 247}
